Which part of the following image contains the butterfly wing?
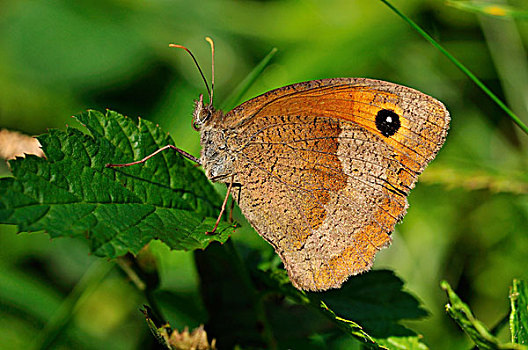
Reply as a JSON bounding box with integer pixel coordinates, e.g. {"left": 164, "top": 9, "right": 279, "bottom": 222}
{"left": 221, "top": 78, "right": 449, "bottom": 291}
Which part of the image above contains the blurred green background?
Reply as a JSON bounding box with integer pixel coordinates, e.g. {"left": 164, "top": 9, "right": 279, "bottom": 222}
{"left": 1, "top": 0, "right": 528, "bottom": 348}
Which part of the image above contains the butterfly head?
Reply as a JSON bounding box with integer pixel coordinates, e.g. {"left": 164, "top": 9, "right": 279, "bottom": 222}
{"left": 192, "top": 94, "right": 215, "bottom": 131}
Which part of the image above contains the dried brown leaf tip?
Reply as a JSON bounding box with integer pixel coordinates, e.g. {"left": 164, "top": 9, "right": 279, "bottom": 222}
{"left": 0, "top": 129, "right": 44, "bottom": 160}
{"left": 142, "top": 307, "right": 216, "bottom": 350}
{"left": 167, "top": 325, "right": 216, "bottom": 350}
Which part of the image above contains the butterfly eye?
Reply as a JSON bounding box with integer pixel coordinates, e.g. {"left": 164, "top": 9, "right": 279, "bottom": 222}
{"left": 375, "top": 109, "right": 401, "bottom": 137}
{"left": 192, "top": 94, "right": 214, "bottom": 130}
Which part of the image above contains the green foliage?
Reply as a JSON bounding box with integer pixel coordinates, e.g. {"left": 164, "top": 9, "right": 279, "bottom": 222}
{"left": 442, "top": 281, "right": 527, "bottom": 349}
{"left": 317, "top": 271, "right": 428, "bottom": 348}
{"left": 0, "top": 110, "right": 232, "bottom": 258}
{"left": 258, "top": 263, "right": 429, "bottom": 348}
{"left": 510, "top": 280, "right": 528, "bottom": 345}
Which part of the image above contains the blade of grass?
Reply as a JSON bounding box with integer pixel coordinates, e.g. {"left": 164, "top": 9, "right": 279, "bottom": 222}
{"left": 379, "top": 0, "right": 528, "bottom": 136}
{"left": 476, "top": 1, "right": 528, "bottom": 141}
{"left": 31, "top": 260, "right": 114, "bottom": 350}
{"left": 220, "top": 47, "right": 278, "bottom": 111}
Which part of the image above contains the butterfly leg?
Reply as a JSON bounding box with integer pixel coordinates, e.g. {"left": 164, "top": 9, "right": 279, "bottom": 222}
{"left": 206, "top": 175, "right": 234, "bottom": 235}
{"left": 228, "top": 183, "right": 243, "bottom": 223}
{"left": 105, "top": 145, "right": 201, "bottom": 168}
{"left": 228, "top": 194, "right": 235, "bottom": 223}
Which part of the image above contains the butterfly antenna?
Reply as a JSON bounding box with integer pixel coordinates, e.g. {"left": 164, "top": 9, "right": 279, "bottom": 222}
{"left": 205, "top": 37, "right": 215, "bottom": 107}
{"left": 169, "top": 43, "right": 211, "bottom": 101}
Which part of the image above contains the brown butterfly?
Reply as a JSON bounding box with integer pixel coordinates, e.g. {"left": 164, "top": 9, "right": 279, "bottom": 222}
{"left": 108, "top": 38, "right": 450, "bottom": 291}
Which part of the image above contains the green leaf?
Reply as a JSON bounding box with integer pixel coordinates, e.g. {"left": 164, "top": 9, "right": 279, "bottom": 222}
{"left": 259, "top": 267, "right": 429, "bottom": 349}
{"left": 194, "top": 241, "right": 271, "bottom": 348}
{"left": 441, "top": 281, "right": 524, "bottom": 349}
{"left": 0, "top": 109, "right": 232, "bottom": 258}
{"left": 318, "top": 270, "right": 429, "bottom": 349}
{"left": 510, "top": 279, "right": 528, "bottom": 345}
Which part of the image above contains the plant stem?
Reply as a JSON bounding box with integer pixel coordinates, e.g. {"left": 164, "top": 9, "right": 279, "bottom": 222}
{"left": 116, "top": 254, "right": 165, "bottom": 325}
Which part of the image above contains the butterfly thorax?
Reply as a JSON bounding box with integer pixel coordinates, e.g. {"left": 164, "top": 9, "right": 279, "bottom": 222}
{"left": 192, "top": 94, "right": 236, "bottom": 182}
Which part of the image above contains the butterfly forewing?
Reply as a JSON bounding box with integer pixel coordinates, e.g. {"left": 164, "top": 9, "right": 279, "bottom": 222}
{"left": 211, "top": 78, "right": 449, "bottom": 291}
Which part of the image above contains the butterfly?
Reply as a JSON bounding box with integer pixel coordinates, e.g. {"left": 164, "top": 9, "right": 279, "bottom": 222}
{"left": 108, "top": 38, "right": 450, "bottom": 291}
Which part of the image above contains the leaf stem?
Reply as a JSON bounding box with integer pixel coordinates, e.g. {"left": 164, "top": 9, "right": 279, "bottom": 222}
{"left": 379, "top": 0, "right": 528, "bottom": 136}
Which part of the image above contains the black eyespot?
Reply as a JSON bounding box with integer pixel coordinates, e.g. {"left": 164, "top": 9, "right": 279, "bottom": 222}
{"left": 375, "top": 109, "right": 400, "bottom": 137}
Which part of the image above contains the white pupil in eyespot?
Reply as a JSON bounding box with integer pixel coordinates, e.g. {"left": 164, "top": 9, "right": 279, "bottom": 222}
{"left": 386, "top": 116, "right": 392, "bottom": 123}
